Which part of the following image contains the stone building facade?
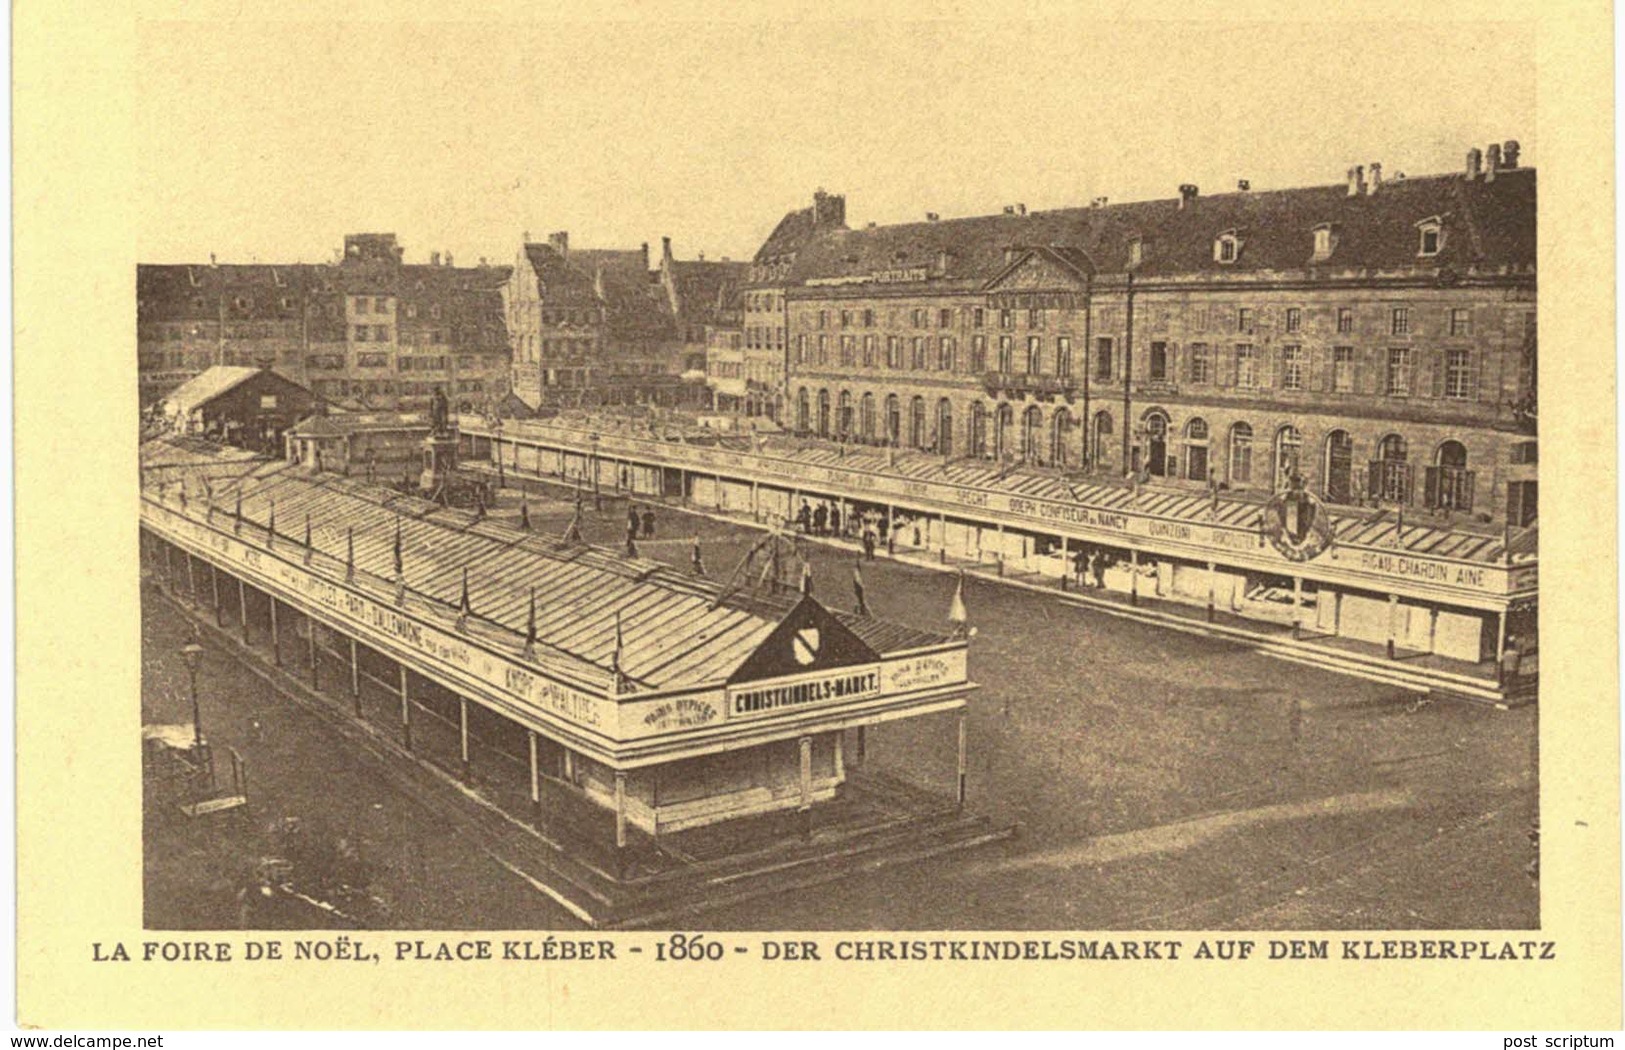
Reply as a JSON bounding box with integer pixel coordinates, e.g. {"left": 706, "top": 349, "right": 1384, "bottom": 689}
{"left": 779, "top": 145, "right": 1536, "bottom": 526}
{"left": 137, "top": 233, "right": 512, "bottom": 412}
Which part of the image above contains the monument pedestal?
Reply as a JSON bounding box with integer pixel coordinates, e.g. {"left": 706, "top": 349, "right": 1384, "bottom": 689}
{"left": 420, "top": 430, "right": 459, "bottom": 496}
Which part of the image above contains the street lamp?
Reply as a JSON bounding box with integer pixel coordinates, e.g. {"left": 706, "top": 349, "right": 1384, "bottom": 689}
{"left": 180, "top": 633, "right": 206, "bottom": 751}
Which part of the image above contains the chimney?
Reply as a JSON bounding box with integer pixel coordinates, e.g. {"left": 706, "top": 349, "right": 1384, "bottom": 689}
{"left": 431, "top": 251, "right": 441, "bottom": 266}
{"left": 479, "top": 257, "right": 488, "bottom": 267}
{"left": 812, "top": 188, "right": 846, "bottom": 228}
{"left": 640, "top": 242, "right": 650, "bottom": 271}
{"left": 1090, "top": 197, "right": 1108, "bottom": 209}
{"left": 1178, "top": 184, "right": 1199, "bottom": 209}
{"left": 661, "top": 236, "right": 674, "bottom": 269}
{"left": 1486, "top": 143, "right": 1502, "bottom": 182}
{"left": 209, "top": 253, "right": 217, "bottom": 266}
{"left": 1004, "top": 247, "right": 1019, "bottom": 264}
{"left": 548, "top": 231, "right": 569, "bottom": 258}
{"left": 1237, "top": 179, "right": 1250, "bottom": 192}
{"left": 1503, "top": 140, "right": 1521, "bottom": 169}
{"left": 1003, "top": 206, "right": 1016, "bottom": 215}
{"left": 1465, "top": 148, "right": 1482, "bottom": 180}
{"left": 1016, "top": 203, "right": 1027, "bottom": 215}
{"left": 937, "top": 248, "right": 951, "bottom": 271}
{"left": 444, "top": 252, "right": 453, "bottom": 267}
{"left": 926, "top": 212, "right": 939, "bottom": 222}
{"left": 1366, "top": 162, "right": 1382, "bottom": 195}
{"left": 1346, "top": 165, "right": 1365, "bottom": 196}
{"left": 697, "top": 251, "right": 705, "bottom": 261}
{"left": 523, "top": 229, "right": 532, "bottom": 244}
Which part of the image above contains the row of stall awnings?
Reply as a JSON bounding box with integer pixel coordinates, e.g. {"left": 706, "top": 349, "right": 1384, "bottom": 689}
{"left": 140, "top": 441, "right": 950, "bottom": 694}
{"left": 504, "top": 420, "right": 1531, "bottom": 568}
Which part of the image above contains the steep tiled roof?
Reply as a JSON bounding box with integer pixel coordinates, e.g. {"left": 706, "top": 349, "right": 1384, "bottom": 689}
{"left": 523, "top": 242, "right": 676, "bottom": 343}
{"left": 161, "top": 366, "right": 271, "bottom": 413}
{"left": 670, "top": 259, "right": 747, "bottom": 327}
{"left": 784, "top": 168, "right": 1535, "bottom": 291}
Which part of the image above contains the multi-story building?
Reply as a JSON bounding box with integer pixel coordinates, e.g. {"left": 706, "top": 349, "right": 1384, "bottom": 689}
{"left": 741, "top": 189, "right": 846, "bottom": 422}
{"left": 778, "top": 144, "right": 1536, "bottom": 526}
{"left": 505, "top": 233, "right": 745, "bottom": 411}
{"left": 137, "top": 233, "right": 513, "bottom": 412}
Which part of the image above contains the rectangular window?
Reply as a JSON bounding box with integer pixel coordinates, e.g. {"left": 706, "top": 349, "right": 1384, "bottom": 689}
{"left": 1285, "top": 307, "right": 1301, "bottom": 333}
{"left": 354, "top": 325, "right": 369, "bottom": 342}
{"left": 862, "top": 335, "right": 876, "bottom": 367}
{"left": 863, "top": 309, "right": 874, "bottom": 327}
{"left": 1025, "top": 336, "right": 1041, "bottom": 373}
{"left": 818, "top": 311, "right": 828, "bottom": 329}
{"left": 1281, "top": 345, "right": 1303, "bottom": 390}
{"left": 1235, "top": 344, "right": 1258, "bottom": 388}
{"left": 1237, "top": 308, "right": 1253, "bottom": 333}
{"left": 971, "top": 335, "right": 987, "bottom": 372}
{"left": 1148, "top": 341, "right": 1168, "bottom": 382}
{"left": 1193, "top": 306, "right": 1209, "bottom": 332}
{"left": 999, "top": 309, "right": 1014, "bottom": 329}
{"left": 1094, "top": 337, "right": 1113, "bottom": 381}
{"left": 911, "top": 336, "right": 925, "bottom": 369}
{"left": 940, "top": 308, "right": 953, "bottom": 328}
{"left": 939, "top": 336, "right": 956, "bottom": 371}
{"left": 887, "top": 336, "right": 902, "bottom": 368}
{"left": 1450, "top": 308, "right": 1472, "bottom": 337}
{"left": 1391, "top": 307, "right": 1410, "bottom": 336}
{"left": 374, "top": 325, "right": 390, "bottom": 341}
{"left": 998, "top": 336, "right": 1014, "bottom": 372}
{"left": 1333, "top": 346, "right": 1355, "bottom": 392}
{"left": 1028, "top": 308, "right": 1044, "bottom": 329}
{"left": 912, "top": 308, "right": 926, "bottom": 328}
{"left": 1445, "top": 349, "right": 1472, "bottom": 399}
{"left": 1337, "top": 307, "right": 1353, "bottom": 334}
{"left": 840, "top": 335, "right": 856, "bottom": 366}
{"left": 374, "top": 297, "right": 388, "bottom": 312}
{"left": 1189, "top": 343, "right": 1210, "bottom": 384}
{"left": 796, "top": 334, "right": 807, "bottom": 364}
{"left": 355, "top": 297, "right": 368, "bottom": 315}
{"left": 1386, "top": 347, "right": 1412, "bottom": 395}
{"left": 1056, "top": 337, "right": 1072, "bottom": 378}
{"left": 817, "top": 335, "right": 828, "bottom": 363}
{"left": 973, "top": 308, "right": 985, "bottom": 328}
{"left": 839, "top": 310, "right": 851, "bottom": 328}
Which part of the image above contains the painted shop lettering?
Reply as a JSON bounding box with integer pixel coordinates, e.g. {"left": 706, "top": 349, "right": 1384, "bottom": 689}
{"left": 732, "top": 670, "right": 881, "bottom": 716}
{"left": 1357, "top": 552, "right": 1487, "bottom": 589}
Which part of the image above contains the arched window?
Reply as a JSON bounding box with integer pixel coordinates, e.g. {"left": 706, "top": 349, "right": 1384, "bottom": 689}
{"left": 837, "top": 390, "right": 853, "bottom": 438}
{"left": 1429, "top": 440, "right": 1472, "bottom": 512}
{"left": 817, "top": 389, "right": 831, "bottom": 438}
{"left": 1274, "top": 425, "right": 1303, "bottom": 490}
{"left": 1372, "top": 433, "right": 1411, "bottom": 504}
{"left": 1184, "top": 418, "right": 1210, "bottom": 482}
{"left": 1023, "top": 405, "right": 1044, "bottom": 463}
{"left": 1091, "top": 411, "right": 1113, "bottom": 471}
{"left": 1436, "top": 440, "right": 1467, "bottom": 469}
{"left": 1228, "top": 422, "right": 1254, "bottom": 485}
{"left": 796, "top": 388, "right": 809, "bottom": 432}
{"left": 884, "top": 394, "right": 901, "bottom": 445}
{"left": 937, "top": 399, "right": 954, "bottom": 456}
{"left": 995, "top": 403, "right": 1014, "bottom": 461}
{"left": 1379, "top": 433, "right": 1408, "bottom": 461}
{"left": 1142, "top": 409, "right": 1170, "bottom": 476}
{"left": 970, "top": 402, "right": 988, "bottom": 458}
{"left": 909, "top": 396, "right": 927, "bottom": 448}
{"left": 860, "top": 393, "right": 876, "bottom": 441}
{"left": 1324, "top": 429, "right": 1354, "bottom": 503}
{"left": 1051, "top": 408, "right": 1074, "bottom": 468}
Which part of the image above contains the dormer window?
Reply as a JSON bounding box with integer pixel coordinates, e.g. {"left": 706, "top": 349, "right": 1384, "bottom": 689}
{"left": 1214, "top": 231, "right": 1242, "bottom": 264}
{"left": 1416, "top": 216, "right": 1445, "bottom": 257}
{"left": 1127, "top": 236, "right": 1143, "bottom": 268}
{"left": 1312, "top": 222, "right": 1337, "bottom": 260}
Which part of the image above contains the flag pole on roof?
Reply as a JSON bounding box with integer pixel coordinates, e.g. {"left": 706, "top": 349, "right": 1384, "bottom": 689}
{"left": 267, "top": 499, "right": 276, "bottom": 549}
{"left": 303, "top": 512, "right": 313, "bottom": 565}
{"left": 393, "top": 513, "right": 406, "bottom": 605}
{"left": 345, "top": 527, "right": 355, "bottom": 582}
{"left": 519, "top": 493, "right": 531, "bottom": 531}
{"left": 456, "top": 566, "right": 471, "bottom": 632}
{"left": 234, "top": 489, "right": 243, "bottom": 534}
{"left": 524, "top": 586, "right": 537, "bottom": 659}
{"left": 610, "top": 610, "right": 628, "bottom": 694}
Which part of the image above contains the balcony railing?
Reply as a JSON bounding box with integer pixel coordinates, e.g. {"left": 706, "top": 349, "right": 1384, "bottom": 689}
{"left": 981, "top": 372, "right": 1079, "bottom": 400}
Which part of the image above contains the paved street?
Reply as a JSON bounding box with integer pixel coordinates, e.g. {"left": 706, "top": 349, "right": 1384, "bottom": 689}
{"left": 143, "top": 485, "right": 1537, "bottom": 930}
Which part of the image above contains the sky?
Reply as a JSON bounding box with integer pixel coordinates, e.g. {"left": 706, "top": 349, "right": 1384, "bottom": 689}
{"left": 135, "top": 17, "right": 1536, "bottom": 267}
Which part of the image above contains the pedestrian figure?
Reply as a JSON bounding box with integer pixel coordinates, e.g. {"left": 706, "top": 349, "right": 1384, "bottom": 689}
{"left": 1499, "top": 634, "right": 1523, "bottom": 689}
{"left": 641, "top": 507, "right": 656, "bottom": 539}
{"left": 796, "top": 500, "right": 812, "bottom": 534}
{"left": 627, "top": 504, "right": 640, "bottom": 533}
{"left": 691, "top": 537, "right": 706, "bottom": 576}
{"left": 828, "top": 504, "right": 841, "bottom": 537}
{"left": 852, "top": 561, "right": 868, "bottom": 616}
{"left": 1091, "top": 550, "right": 1107, "bottom": 589}
{"left": 912, "top": 522, "right": 922, "bottom": 548}
{"left": 862, "top": 528, "right": 877, "bottom": 561}
{"left": 1288, "top": 698, "right": 1303, "bottom": 744}
{"left": 1073, "top": 546, "right": 1089, "bottom": 588}
{"left": 813, "top": 502, "right": 828, "bottom": 536}
{"left": 625, "top": 521, "right": 640, "bottom": 559}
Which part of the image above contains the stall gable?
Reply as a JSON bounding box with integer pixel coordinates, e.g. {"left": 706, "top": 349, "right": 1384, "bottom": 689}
{"left": 727, "top": 595, "right": 879, "bottom": 685}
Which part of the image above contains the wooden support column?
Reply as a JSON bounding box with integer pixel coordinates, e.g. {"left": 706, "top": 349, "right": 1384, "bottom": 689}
{"left": 1207, "top": 561, "right": 1217, "bottom": 623}
{"left": 956, "top": 710, "right": 968, "bottom": 810}
{"left": 307, "top": 613, "right": 319, "bottom": 690}
{"left": 164, "top": 542, "right": 176, "bottom": 593}
{"left": 398, "top": 664, "right": 413, "bottom": 752}
{"left": 751, "top": 480, "right": 760, "bottom": 520}
{"left": 238, "top": 577, "right": 249, "bottom": 644}
{"left": 527, "top": 730, "right": 540, "bottom": 814}
{"left": 1292, "top": 576, "right": 1303, "bottom": 639}
{"left": 1130, "top": 548, "right": 1140, "bottom": 606}
{"left": 211, "top": 563, "right": 223, "bottom": 627}
{"left": 185, "top": 552, "right": 198, "bottom": 606}
{"left": 614, "top": 770, "right": 629, "bottom": 873}
{"left": 459, "top": 697, "right": 471, "bottom": 783}
{"left": 1386, "top": 593, "right": 1399, "bottom": 659}
{"left": 349, "top": 636, "right": 362, "bottom": 715}
{"left": 1496, "top": 608, "right": 1509, "bottom": 663}
{"left": 1333, "top": 591, "right": 1343, "bottom": 637}
{"left": 798, "top": 735, "right": 814, "bottom": 840}
{"left": 269, "top": 596, "right": 281, "bottom": 667}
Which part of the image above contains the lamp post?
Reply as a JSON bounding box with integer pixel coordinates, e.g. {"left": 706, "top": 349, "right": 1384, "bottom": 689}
{"left": 180, "top": 633, "right": 206, "bottom": 750}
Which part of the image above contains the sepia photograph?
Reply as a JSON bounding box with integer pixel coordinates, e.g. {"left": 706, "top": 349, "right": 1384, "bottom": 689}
{"left": 132, "top": 17, "right": 1540, "bottom": 935}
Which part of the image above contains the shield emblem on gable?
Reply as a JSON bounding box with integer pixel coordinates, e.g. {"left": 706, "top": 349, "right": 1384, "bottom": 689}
{"left": 791, "top": 627, "right": 822, "bottom": 666}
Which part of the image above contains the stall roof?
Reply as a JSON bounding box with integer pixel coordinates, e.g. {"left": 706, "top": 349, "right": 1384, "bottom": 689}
{"left": 141, "top": 439, "right": 954, "bottom": 695}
